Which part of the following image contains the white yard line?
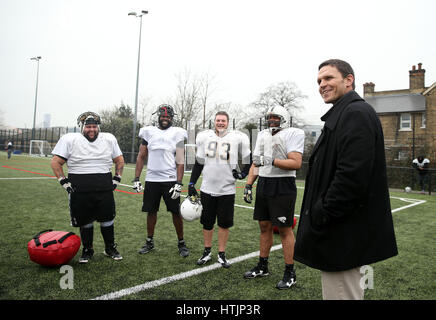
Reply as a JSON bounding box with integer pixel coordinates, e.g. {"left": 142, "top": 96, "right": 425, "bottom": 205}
{"left": 391, "top": 197, "right": 426, "bottom": 213}
{"left": 92, "top": 244, "right": 283, "bottom": 300}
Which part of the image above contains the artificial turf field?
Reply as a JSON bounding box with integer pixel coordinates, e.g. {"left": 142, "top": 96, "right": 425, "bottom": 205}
{"left": 0, "top": 152, "right": 435, "bottom": 302}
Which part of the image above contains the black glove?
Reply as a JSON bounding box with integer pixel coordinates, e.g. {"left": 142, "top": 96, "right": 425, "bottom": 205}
{"left": 112, "top": 175, "right": 121, "bottom": 190}
{"left": 58, "top": 177, "right": 74, "bottom": 194}
{"left": 232, "top": 169, "right": 246, "bottom": 180}
{"left": 243, "top": 184, "right": 252, "bottom": 203}
{"left": 188, "top": 182, "right": 198, "bottom": 197}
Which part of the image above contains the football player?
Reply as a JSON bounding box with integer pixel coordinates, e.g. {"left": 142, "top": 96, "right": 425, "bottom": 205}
{"left": 133, "top": 104, "right": 189, "bottom": 257}
{"left": 243, "top": 106, "right": 304, "bottom": 289}
{"left": 6, "top": 141, "right": 13, "bottom": 159}
{"left": 189, "top": 111, "right": 251, "bottom": 268}
{"left": 51, "top": 111, "right": 125, "bottom": 264}
{"left": 412, "top": 155, "right": 430, "bottom": 194}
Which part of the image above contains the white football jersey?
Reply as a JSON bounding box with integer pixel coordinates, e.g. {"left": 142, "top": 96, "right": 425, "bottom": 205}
{"left": 413, "top": 158, "right": 430, "bottom": 168}
{"left": 52, "top": 132, "right": 122, "bottom": 174}
{"left": 196, "top": 129, "right": 251, "bottom": 196}
{"left": 139, "top": 126, "right": 187, "bottom": 182}
{"left": 253, "top": 127, "right": 305, "bottom": 177}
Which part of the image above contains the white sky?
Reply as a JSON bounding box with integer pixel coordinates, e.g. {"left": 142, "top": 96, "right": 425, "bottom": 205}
{"left": 1, "top": 0, "right": 435, "bottom": 128}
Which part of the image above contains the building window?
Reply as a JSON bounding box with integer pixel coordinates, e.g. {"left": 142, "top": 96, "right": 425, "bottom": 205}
{"left": 399, "top": 113, "right": 412, "bottom": 131}
{"left": 421, "top": 113, "right": 426, "bottom": 128}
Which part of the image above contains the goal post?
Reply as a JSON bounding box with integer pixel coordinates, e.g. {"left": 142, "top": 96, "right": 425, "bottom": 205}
{"left": 29, "top": 140, "right": 52, "bottom": 157}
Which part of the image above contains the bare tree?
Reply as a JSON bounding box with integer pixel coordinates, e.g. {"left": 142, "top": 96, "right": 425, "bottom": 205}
{"left": 199, "top": 73, "right": 216, "bottom": 129}
{"left": 245, "top": 81, "right": 307, "bottom": 127}
{"left": 171, "top": 69, "right": 202, "bottom": 128}
{"left": 171, "top": 69, "right": 216, "bottom": 129}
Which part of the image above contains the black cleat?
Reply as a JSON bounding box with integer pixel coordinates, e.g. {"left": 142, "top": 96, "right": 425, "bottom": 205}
{"left": 138, "top": 239, "right": 154, "bottom": 254}
{"left": 244, "top": 264, "right": 269, "bottom": 279}
{"left": 103, "top": 244, "right": 123, "bottom": 261}
{"left": 197, "top": 251, "right": 212, "bottom": 265}
{"left": 276, "top": 269, "right": 296, "bottom": 290}
{"left": 79, "top": 248, "right": 94, "bottom": 264}
{"left": 218, "top": 252, "right": 231, "bottom": 268}
{"left": 178, "top": 241, "right": 189, "bottom": 258}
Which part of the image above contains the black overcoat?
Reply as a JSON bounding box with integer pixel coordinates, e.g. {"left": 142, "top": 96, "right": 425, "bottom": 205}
{"left": 294, "top": 91, "right": 398, "bottom": 271}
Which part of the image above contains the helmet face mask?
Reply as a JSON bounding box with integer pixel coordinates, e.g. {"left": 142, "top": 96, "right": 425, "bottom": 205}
{"left": 77, "top": 111, "right": 101, "bottom": 142}
{"left": 265, "top": 106, "right": 289, "bottom": 133}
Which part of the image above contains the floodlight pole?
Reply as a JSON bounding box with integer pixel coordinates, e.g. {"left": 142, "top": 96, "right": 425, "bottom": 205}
{"left": 31, "top": 56, "right": 42, "bottom": 139}
{"left": 129, "top": 10, "right": 148, "bottom": 163}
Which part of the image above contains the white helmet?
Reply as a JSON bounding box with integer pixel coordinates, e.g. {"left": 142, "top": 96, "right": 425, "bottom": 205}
{"left": 180, "top": 196, "right": 203, "bottom": 222}
{"left": 265, "top": 106, "right": 289, "bottom": 133}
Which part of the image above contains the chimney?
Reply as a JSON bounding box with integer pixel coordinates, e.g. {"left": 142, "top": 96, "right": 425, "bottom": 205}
{"left": 409, "top": 63, "right": 425, "bottom": 90}
{"left": 363, "top": 82, "right": 375, "bottom": 96}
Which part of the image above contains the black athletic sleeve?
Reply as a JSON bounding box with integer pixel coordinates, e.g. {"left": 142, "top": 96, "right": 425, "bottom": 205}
{"left": 241, "top": 163, "right": 251, "bottom": 177}
{"left": 53, "top": 154, "right": 68, "bottom": 162}
{"left": 189, "top": 159, "right": 204, "bottom": 185}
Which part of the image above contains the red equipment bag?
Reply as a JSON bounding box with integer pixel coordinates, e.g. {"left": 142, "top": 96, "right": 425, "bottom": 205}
{"left": 27, "top": 229, "right": 81, "bottom": 267}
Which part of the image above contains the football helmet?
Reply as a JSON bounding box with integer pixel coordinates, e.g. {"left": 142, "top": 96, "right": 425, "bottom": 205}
{"left": 265, "top": 106, "right": 289, "bottom": 133}
{"left": 180, "top": 196, "right": 203, "bottom": 222}
{"left": 77, "top": 111, "right": 101, "bottom": 141}
{"left": 154, "top": 104, "right": 176, "bottom": 129}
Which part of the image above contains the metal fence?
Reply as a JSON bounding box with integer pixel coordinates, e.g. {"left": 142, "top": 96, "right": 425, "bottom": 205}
{"left": 295, "top": 162, "right": 434, "bottom": 195}
{"left": 1, "top": 125, "right": 433, "bottom": 194}
{"left": 0, "top": 127, "right": 78, "bottom": 154}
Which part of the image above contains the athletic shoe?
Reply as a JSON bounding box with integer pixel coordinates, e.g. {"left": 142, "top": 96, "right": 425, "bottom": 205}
{"left": 178, "top": 241, "right": 189, "bottom": 258}
{"left": 218, "top": 252, "right": 231, "bottom": 268}
{"left": 276, "top": 269, "right": 296, "bottom": 290}
{"left": 243, "top": 264, "right": 269, "bottom": 278}
{"left": 103, "top": 244, "right": 123, "bottom": 260}
{"left": 196, "top": 251, "right": 212, "bottom": 265}
{"left": 79, "top": 248, "right": 94, "bottom": 264}
{"left": 138, "top": 239, "right": 154, "bottom": 254}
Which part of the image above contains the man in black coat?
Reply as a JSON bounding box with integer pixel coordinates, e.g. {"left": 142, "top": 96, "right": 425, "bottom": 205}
{"left": 294, "top": 59, "right": 398, "bottom": 299}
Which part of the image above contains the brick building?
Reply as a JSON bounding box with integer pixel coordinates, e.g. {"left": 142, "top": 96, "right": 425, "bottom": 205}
{"left": 363, "top": 63, "right": 436, "bottom": 163}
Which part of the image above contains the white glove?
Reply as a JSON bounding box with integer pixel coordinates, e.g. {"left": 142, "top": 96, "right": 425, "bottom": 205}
{"left": 132, "top": 177, "right": 143, "bottom": 193}
{"left": 253, "top": 155, "right": 274, "bottom": 167}
{"left": 169, "top": 183, "right": 183, "bottom": 199}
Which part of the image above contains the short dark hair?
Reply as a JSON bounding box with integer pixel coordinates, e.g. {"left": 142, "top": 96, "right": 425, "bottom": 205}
{"left": 319, "top": 59, "right": 355, "bottom": 90}
{"left": 215, "top": 111, "right": 229, "bottom": 121}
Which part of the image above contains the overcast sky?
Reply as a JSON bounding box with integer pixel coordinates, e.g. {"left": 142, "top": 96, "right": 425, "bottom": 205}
{"left": 1, "top": 0, "right": 435, "bottom": 129}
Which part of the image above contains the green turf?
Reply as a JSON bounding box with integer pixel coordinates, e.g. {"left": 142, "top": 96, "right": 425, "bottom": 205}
{"left": 0, "top": 152, "right": 435, "bottom": 300}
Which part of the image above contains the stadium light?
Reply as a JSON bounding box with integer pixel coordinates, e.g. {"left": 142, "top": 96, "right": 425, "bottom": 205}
{"left": 129, "top": 10, "right": 148, "bottom": 163}
{"left": 30, "top": 56, "right": 42, "bottom": 139}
